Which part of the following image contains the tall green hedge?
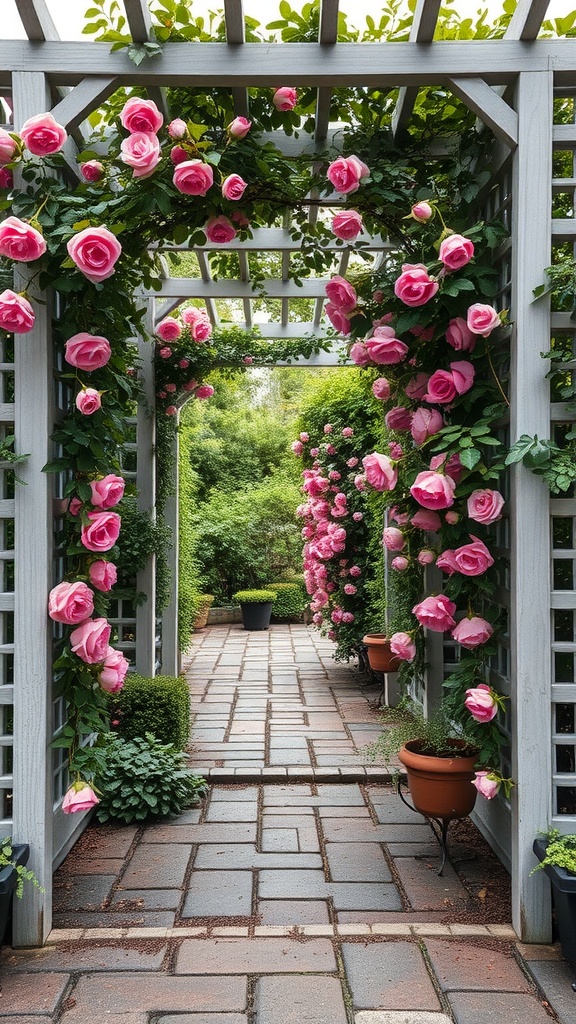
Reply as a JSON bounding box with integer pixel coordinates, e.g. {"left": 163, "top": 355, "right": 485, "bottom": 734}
{"left": 108, "top": 673, "right": 191, "bottom": 750}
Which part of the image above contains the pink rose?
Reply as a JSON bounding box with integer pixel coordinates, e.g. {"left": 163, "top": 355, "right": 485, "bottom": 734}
{"left": 417, "top": 548, "right": 436, "bottom": 566}
{"left": 405, "top": 373, "right": 430, "bottom": 400}
{"left": 81, "top": 511, "right": 121, "bottom": 552}
{"left": 300, "top": 432, "right": 309, "bottom": 442}
{"left": 292, "top": 440, "right": 304, "bottom": 455}
{"left": 20, "top": 113, "right": 66, "bottom": 155}
{"left": 446, "top": 317, "right": 476, "bottom": 352}
{"left": 411, "top": 407, "right": 443, "bottom": 445}
{"left": 410, "top": 470, "right": 456, "bottom": 510}
{"left": 411, "top": 509, "right": 441, "bottom": 531}
{"left": 159, "top": 347, "right": 171, "bottom": 359}
{"left": 70, "top": 616, "right": 111, "bottom": 664}
{"left": 273, "top": 87, "right": 297, "bottom": 110}
{"left": 466, "top": 303, "right": 501, "bottom": 337}
{"left": 331, "top": 210, "right": 363, "bottom": 240}
{"left": 349, "top": 342, "right": 370, "bottom": 366}
{"left": 450, "top": 360, "right": 475, "bottom": 395}
{"left": 64, "top": 333, "right": 111, "bottom": 371}
{"left": 98, "top": 646, "right": 129, "bottom": 693}
{"left": 231, "top": 210, "right": 250, "bottom": 229}
{"left": 362, "top": 452, "right": 397, "bottom": 491}
{"left": 205, "top": 215, "right": 237, "bottom": 244}
{"left": 394, "top": 264, "right": 439, "bottom": 307}
{"left": 467, "top": 488, "right": 505, "bottom": 525}
{"left": 76, "top": 388, "right": 102, "bottom": 415}
{"left": 424, "top": 369, "right": 456, "bottom": 405}
{"left": 120, "top": 131, "right": 161, "bottom": 178}
{"left": 465, "top": 683, "right": 498, "bottom": 722}
{"left": 89, "top": 560, "right": 117, "bottom": 592}
{"left": 0, "top": 128, "right": 18, "bottom": 165}
{"left": 190, "top": 316, "right": 212, "bottom": 341}
{"left": 372, "top": 378, "right": 391, "bottom": 400}
{"left": 68, "top": 497, "right": 82, "bottom": 517}
{"left": 196, "top": 385, "right": 214, "bottom": 399}
{"left": 0, "top": 289, "right": 35, "bottom": 333}
{"left": 222, "top": 174, "right": 247, "bottom": 201}
{"left": 382, "top": 527, "right": 405, "bottom": 551}
{"left": 326, "top": 155, "right": 369, "bottom": 195}
{"left": 391, "top": 555, "right": 409, "bottom": 570}
{"left": 390, "top": 631, "right": 416, "bottom": 661}
{"left": 325, "top": 303, "right": 351, "bottom": 335}
{"left": 365, "top": 326, "right": 409, "bottom": 364}
{"left": 120, "top": 97, "right": 163, "bottom": 134}
{"left": 67, "top": 225, "right": 122, "bottom": 283}
{"left": 173, "top": 159, "right": 214, "bottom": 196}
{"left": 0, "top": 216, "right": 46, "bottom": 262}
{"left": 80, "top": 160, "right": 104, "bottom": 182}
{"left": 437, "top": 535, "right": 494, "bottom": 577}
{"left": 156, "top": 317, "right": 182, "bottom": 342}
{"left": 90, "top": 474, "right": 125, "bottom": 509}
{"left": 48, "top": 580, "right": 94, "bottom": 624}
{"left": 472, "top": 771, "right": 500, "bottom": 800}
{"left": 342, "top": 427, "right": 353, "bottom": 437}
{"left": 439, "top": 233, "right": 474, "bottom": 270}
{"left": 166, "top": 405, "right": 178, "bottom": 416}
{"left": 62, "top": 781, "right": 99, "bottom": 814}
{"left": 429, "top": 451, "right": 463, "bottom": 484}
{"left": 410, "top": 201, "right": 433, "bottom": 223}
{"left": 227, "top": 116, "right": 252, "bottom": 138}
{"left": 325, "top": 275, "right": 357, "bottom": 313}
{"left": 0, "top": 168, "right": 13, "bottom": 190}
{"left": 167, "top": 118, "right": 187, "bottom": 139}
{"left": 385, "top": 406, "right": 412, "bottom": 431}
{"left": 412, "top": 594, "right": 457, "bottom": 632}
{"left": 445, "top": 510, "right": 459, "bottom": 525}
{"left": 170, "top": 145, "right": 188, "bottom": 165}
{"left": 452, "top": 616, "right": 493, "bottom": 649}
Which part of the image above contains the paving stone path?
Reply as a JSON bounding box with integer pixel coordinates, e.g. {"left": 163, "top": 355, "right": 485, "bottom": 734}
{"left": 2, "top": 624, "right": 574, "bottom": 1024}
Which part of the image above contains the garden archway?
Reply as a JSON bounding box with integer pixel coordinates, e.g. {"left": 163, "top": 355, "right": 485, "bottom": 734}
{"left": 0, "top": 0, "right": 570, "bottom": 952}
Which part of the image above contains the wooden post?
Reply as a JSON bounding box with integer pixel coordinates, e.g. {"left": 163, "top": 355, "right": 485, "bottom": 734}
{"left": 509, "top": 69, "right": 553, "bottom": 942}
{"left": 11, "top": 71, "right": 54, "bottom": 947}
{"left": 161, "top": 427, "right": 179, "bottom": 677}
{"left": 135, "top": 321, "right": 157, "bottom": 677}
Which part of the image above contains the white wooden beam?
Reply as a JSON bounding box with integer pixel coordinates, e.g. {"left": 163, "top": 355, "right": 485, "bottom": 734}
{"left": 135, "top": 319, "right": 157, "bottom": 678}
{"left": 392, "top": 0, "right": 442, "bottom": 139}
{"left": 157, "top": 228, "right": 392, "bottom": 252}
{"left": 50, "top": 77, "right": 118, "bottom": 132}
{"left": 195, "top": 251, "right": 220, "bottom": 327}
{"left": 160, "top": 427, "right": 179, "bottom": 677}
{"left": 13, "top": 0, "right": 59, "bottom": 41}
{"left": 448, "top": 77, "right": 518, "bottom": 147}
{"left": 506, "top": 0, "right": 550, "bottom": 40}
{"left": 224, "top": 0, "right": 249, "bottom": 118}
{"left": 152, "top": 278, "right": 334, "bottom": 299}
{"left": 123, "top": 0, "right": 169, "bottom": 120}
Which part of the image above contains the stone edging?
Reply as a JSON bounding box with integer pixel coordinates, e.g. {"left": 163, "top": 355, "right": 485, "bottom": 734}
{"left": 46, "top": 923, "right": 517, "bottom": 942}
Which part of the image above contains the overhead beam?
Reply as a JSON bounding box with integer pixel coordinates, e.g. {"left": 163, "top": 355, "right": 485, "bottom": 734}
{"left": 152, "top": 278, "right": 334, "bottom": 299}
{"left": 2, "top": 40, "right": 576, "bottom": 88}
{"left": 224, "top": 0, "right": 249, "bottom": 118}
{"left": 123, "top": 0, "right": 169, "bottom": 120}
{"left": 448, "top": 77, "right": 518, "bottom": 147}
{"left": 157, "top": 227, "right": 392, "bottom": 252}
{"left": 49, "top": 77, "right": 118, "bottom": 131}
{"left": 392, "top": 0, "right": 442, "bottom": 139}
{"left": 13, "top": 0, "right": 59, "bottom": 41}
{"left": 505, "top": 0, "right": 550, "bottom": 40}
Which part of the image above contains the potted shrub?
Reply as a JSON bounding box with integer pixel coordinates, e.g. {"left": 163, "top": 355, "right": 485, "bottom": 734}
{"left": 266, "top": 582, "right": 307, "bottom": 622}
{"left": 0, "top": 839, "right": 42, "bottom": 947}
{"left": 193, "top": 593, "right": 214, "bottom": 631}
{"left": 232, "top": 588, "right": 277, "bottom": 631}
{"left": 532, "top": 831, "right": 576, "bottom": 967}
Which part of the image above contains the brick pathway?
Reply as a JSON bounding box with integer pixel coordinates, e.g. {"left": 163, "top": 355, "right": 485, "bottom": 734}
{"left": 1, "top": 624, "right": 574, "bottom": 1024}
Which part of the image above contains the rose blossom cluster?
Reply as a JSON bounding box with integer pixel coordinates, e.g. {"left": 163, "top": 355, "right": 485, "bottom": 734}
{"left": 153, "top": 310, "right": 217, "bottom": 413}
{"left": 119, "top": 97, "right": 164, "bottom": 179}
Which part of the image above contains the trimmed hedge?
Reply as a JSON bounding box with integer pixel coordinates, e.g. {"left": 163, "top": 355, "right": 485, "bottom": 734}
{"left": 108, "top": 673, "right": 191, "bottom": 751}
{"left": 266, "top": 582, "right": 307, "bottom": 621}
{"left": 232, "top": 589, "right": 277, "bottom": 603}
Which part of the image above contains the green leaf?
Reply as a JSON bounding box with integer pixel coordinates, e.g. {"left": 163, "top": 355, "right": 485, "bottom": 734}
{"left": 459, "top": 448, "right": 481, "bottom": 470}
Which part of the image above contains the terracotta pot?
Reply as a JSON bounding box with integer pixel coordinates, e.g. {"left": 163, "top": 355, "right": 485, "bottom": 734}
{"left": 398, "top": 739, "right": 478, "bottom": 820}
{"left": 362, "top": 633, "right": 401, "bottom": 673}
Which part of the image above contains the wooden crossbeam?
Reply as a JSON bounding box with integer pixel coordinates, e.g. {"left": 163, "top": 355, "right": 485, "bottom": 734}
{"left": 448, "top": 77, "right": 518, "bottom": 147}
{"left": 224, "top": 0, "right": 249, "bottom": 118}
{"left": 153, "top": 278, "right": 335, "bottom": 299}
{"left": 505, "top": 0, "right": 550, "bottom": 40}
{"left": 124, "top": 0, "right": 169, "bottom": 119}
{"left": 13, "top": 0, "right": 59, "bottom": 41}
{"left": 392, "top": 0, "right": 442, "bottom": 139}
{"left": 195, "top": 251, "right": 220, "bottom": 326}
{"left": 50, "top": 77, "right": 118, "bottom": 131}
{"left": 156, "top": 227, "right": 392, "bottom": 252}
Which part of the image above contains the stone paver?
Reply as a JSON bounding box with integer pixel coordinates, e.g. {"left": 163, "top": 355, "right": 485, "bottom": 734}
{"left": 182, "top": 870, "right": 253, "bottom": 918}
{"left": 447, "top": 991, "right": 555, "bottom": 1024}
{"left": 0, "top": 972, "right": 69, "bottom": 1013}
{"left": 254, "top": 976, "right": 347, "bottom": 1024}
{"left": 120, "top": 844, "right": 191, "bottom": 889}
{"left": 175, "top": 937, "right": 337, "bottom": 974}
{"left": 59, "top": 975, "right": 246, "bottom": 1021}
{"left": 425, "top": 939, "right": 530, "bottom": 992}
{"left": 354, "top": 1015, "right": 453, "bottom": 1024}
{"left": 342, "top": 941, "right": 442, "bottom": 1011}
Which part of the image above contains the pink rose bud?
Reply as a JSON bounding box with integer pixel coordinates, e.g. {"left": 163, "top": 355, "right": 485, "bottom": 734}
{"left": 446, "top": 316, "right": 476, "bottom": 352}
{"left": 98, "top": 646, "right": 129, "bottom": 693}
{"left": 80, "top": 160, "right": 104, "bottom": 183}
{"left": 365, "top": 326, "right": 409, "bottom": 365}
{"left": 412, "top": 594, "right": 457, "bottom": 632}
{"left": 168, "top": 118, "right": 187, "bottom": 139}
{"left": 222, "top": 174, "right": 247, "bottom": 201}
{"left": 120, "top": 131, "right": 161, "bottom": 179}
{"left": 0, "top": 168, "right": 13, "bottom": 190}
{"left": 410, "top": 471, "right": 456, "bottom": 511}
{"left": 439, "top": 233, "right": 474, "bottom": 271}
{"left": 64, "top": 333, "right": 111, "bottom": 371}
{"left": 385, "top": 406, "right": 412, "bottom": 431}
{"left": 325, "top": 302, "right": 351, "bottom": 335}
{"left": 67, "top": 225, "right": 122, "bottom": 284}
{"left": 466, "top": 303, "right": 501, "bottom": 337}
{"left": 0, "top": 128, "right": 18, "bottom": 165}
{"left": 362, "top": 452, "right": 398, "bottom": 492}
{"left": 410, "top": 201, "right": 433, "bottom": 222}
{"left": 300, "top": 432, "right": 309, "bottom": 442}
{"left": 331, "top": 210, "right": 363, "bottom": 240}
{"left": 291, "top": 440, "right": 304, "bottom": 455}
{"left": 445, "top": 510, "right": 460, "bottom": 524}
{"left": 81, "top": 510, "right": 121, "bottom": 552}
{"left": 179, "top": 358, "right": 190, "bottom": 369}
{"left": 394, "top": 263, "right": 439, "bottom": 307}
{"left": 272, "top": 87, "right": 298, "bottom": 111}
{"left": 0, "top": 216, "right": 46, "bottom": 262}
{"left": 417, "top": 548, "right": 436, "bottom": 566}
{"left": 62, "top": 781, "right": 99, "bottom": 814}
{"left": 465, "top": 683, "right": 498, "bottom": 722}
{"left": 90, "top": 474, "right": 125, "bottom": 510}
{"left": 156, "top": 317, "right": 182, "bottom": 342}
{"left": 472, "top": 771, "right": 500, "bottom": 800}
{"left": 76, "top": 387, "right": 102, "bottom": 415}
{"left": 325, "top": 275, "right": 357, "bottom": 313}
{"left": 349, "top": 342, "right": 370, "bottom": 366}
{"left": 165, "top": 383, "right": 176, "bottom": 393}
{"left": 467, "top": 488, "right": 505, "bottom": 525}
{"left": 70, "top": 616, "right": 111, "bottom": 664}
{"left": 382, "top": 527, "right": 405, "bottom": 551}
{"left": 391, "top": 555, "right": 409, "bottom": 570}
{"left": 452, "top": 615, "right": 493, "bottom": 649}
{"left": 372, "top": 377, "right": 391, "bottom": 400}
{"left": 68, "top": 497, "right": 82, "bottom": 517}
{"left": 173, "top": 159, "right": 214, "bottom": 196}
{"left": 0, "top": 289, "right": 35, "bottom": 334}
{"left": 205, "top": 215, "right": 237, "bottom": 244}
{"left": 342, "top": 427, "right": 353, "bottom": 437}
{"left": 120, "top": 97, "right": 163, "bottom": 134}
{"left": 196, "top": 385, "right": 214, "bottom": 399}
{"left": 227, "top": 116, "right": 252, "bottom": 138}
{"left": 20, "top": 112, "right": 67, "bottom": 155}
{"left": 166, "top": 405, "right": 178, "bottom": 416}
{"left": 326, "top": 155, "right": 370, "bottom": 195}
{"left": 89, "top": 560, "right": 117, "bottom": 592}
{"left": 170, "top": 145, "right": 188, "bottom": 165}
{"left": 390, "top": 631, "right": 416, "bottom": 661}
{"left": 48, "top": 580, "right": 94, "bottom": 624}
{"left": 411, "top": 509, "right": 441, "bottom": 531}
{"left": 352, "top": 512, "right": 363, "bottom": 522}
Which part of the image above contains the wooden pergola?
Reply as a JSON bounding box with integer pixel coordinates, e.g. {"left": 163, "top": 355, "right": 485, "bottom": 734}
{"left": 1, "top": 0, "right": 573, "bottom": 947}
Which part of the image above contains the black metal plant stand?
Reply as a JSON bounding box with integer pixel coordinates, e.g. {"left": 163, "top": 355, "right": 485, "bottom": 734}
{"left": 396, "top": 777, "right": 472, "bottom": 877}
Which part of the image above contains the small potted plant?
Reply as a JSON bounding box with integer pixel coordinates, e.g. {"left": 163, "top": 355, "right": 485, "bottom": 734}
{"left": 0, "top": 839, "right": 43, "bottom": 947}
{"left": 362, "top": 633, "right": 402, "bottom": 673}
{"left": 532, "top": 830, "right": 576, "bottom": 967}
{"left": 232, "top": 588, "right": 277, "bottom": 631}
{"left": 193, "top": 593, "right": 214, "bottom": 631}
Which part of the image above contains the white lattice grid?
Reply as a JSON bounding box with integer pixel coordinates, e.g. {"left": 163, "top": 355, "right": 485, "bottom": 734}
{"left": 549, "top": 92, "right": 576, "bottom": 824}
{"left": 0, "top": 334, "right": 15, "bottom": 837}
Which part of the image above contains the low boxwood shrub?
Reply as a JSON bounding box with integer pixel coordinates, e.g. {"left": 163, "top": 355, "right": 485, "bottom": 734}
{"left": 108, "top": 673, "right": 191, "bottom": 751}
{"left": 95, "top": 733, "right": 207, "bottom": 824}
{"left": 232, "top": 589, "right": 278, "bottom": 604}
{"left": 266, "top": 582, "right": 307, "bottom": 621}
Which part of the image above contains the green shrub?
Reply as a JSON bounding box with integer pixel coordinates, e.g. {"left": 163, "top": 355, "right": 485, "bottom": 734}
{"left": 108, "top": 673, "right": 191, "bottom": 750}
{"left": 266, "top": 581, "right": 306, "bottom": 620}
{"left": 95, "top": 733, "right": 207, "bottom": 824}
{"left": 232, "top": 589, "right": 278, "bottom": 603}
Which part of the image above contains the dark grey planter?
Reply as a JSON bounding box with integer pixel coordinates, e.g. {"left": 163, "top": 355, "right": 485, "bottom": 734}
{"left": 0, "top": 843, "right": 29, "bottom": 948}
{"left": 533, "top": 837, "right": 576, "bottom": 967}
{"left": 239, "top": 601, "right": 274, "bottom": 631}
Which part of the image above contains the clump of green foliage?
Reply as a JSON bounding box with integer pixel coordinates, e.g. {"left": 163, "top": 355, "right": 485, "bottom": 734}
{"left": 108, "top": 673, "right": 191, "bottom": 750}
{"left": 367, "top": 698, "right": 479, "bottom": 768}
{"left": 0, "top": 839, "right": 44, "bottom": 899}
{"left": 532, "top": 830, "right": 576, "bottom": 875}
{"left": 232, "top": 589, "right": 278, "bottom": 603}
{"left": 266, "top": 581, "right": 307, "bottom": 620}
{"left": 95, "top": 733, "right": 207, "bottom": 824}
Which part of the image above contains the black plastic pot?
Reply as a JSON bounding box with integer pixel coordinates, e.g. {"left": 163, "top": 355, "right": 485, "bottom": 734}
{"left": 533, "top": 837, "right": 576, "bottom": 966}
{"left": 239, "top": 601, "right": 274, "bottom": 631}
{"left": 0, "top": 843, "right": 29, "bottom": 948}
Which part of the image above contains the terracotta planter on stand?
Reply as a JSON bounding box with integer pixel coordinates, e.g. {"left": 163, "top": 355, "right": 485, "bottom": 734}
{"left": 362, "top": 633, "right": 401, "bottom": 674}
